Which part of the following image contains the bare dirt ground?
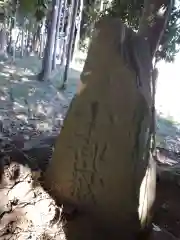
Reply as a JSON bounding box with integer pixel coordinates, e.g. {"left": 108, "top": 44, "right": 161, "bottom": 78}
{"left": 0, "top": 142, "right": 65, "bottom": 240}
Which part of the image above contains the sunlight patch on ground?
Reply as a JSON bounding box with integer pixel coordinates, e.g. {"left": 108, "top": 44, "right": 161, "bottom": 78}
{"left": 71, "top": 50, "right": 87, "bottom": 72}
{"left": 0, "top": 72, "right": 10, "bottom": 77}
{"left": 0, "top": 55, "right": 82, "bottom": 149}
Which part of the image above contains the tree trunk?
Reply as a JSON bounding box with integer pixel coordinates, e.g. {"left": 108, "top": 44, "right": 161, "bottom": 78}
{"left": 52, "top": 0, "right": 63, "bottom": 70}
{"left": 8, "top": 0, "right": 17, "bottom": 62}
{"left": 58, "top": 0, "right": 67, "bottom": 64}
{"left": 38, "top": 0, "right": 59, "bottom": 81}
{"left": 138, "top": 0, "right": 152, "bottom": 36}
{"left": 61, "top": 5, "right": 71, "bottom": 66}
{"left": 20, "top": 22, "right": 25, "bottom": 58}
{"left": 15, "top": 31, "right": 20, "bottom": 48}
{"left": 0, "top": 11, "right": 8, "bottom": 59}
{"left": 44, "top": 17, "right": 156, "bottom": 239}
{"left": 62, "top": 0, "right": 80, "bottom": 88}
{"left": 0, "top": 28, "right": 8, "bottom": 59}
{"left": 26, "top": 29, "right": 30, "bottom": 55}
{"left": 39, "top": 20, "right": 46, "bottom": 58}
{"left": 11, "top": 24, "right": 16, "bottom": 62}
{"left": 100, "top": 0, "right": 104, "bottom": 11}
{"left": 34, "top": 25, "right": 41, "bottom": 53}
{"left": 32, "top": 32, "right": 38, "bottom": 53}
{"left": 72, "top": 0, "right": 83, "bottom": 62}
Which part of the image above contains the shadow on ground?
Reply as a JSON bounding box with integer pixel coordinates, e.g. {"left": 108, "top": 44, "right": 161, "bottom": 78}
{"left": 154, "top": 180, "right": 180, "bottom": 239}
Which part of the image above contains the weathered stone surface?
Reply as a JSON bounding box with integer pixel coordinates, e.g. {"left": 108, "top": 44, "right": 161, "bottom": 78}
{"left": 45, "top": 16, "right": 155, "bottom": 238}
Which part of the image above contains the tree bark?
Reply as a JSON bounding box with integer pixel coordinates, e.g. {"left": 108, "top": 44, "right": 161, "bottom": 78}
{"left": 72, "top": 0, "right": 83, "bottom": 62}
{"left": 52, "top": 0, "right": 63, "bottom": 70}
{"left": 0, "top": 11, "right": 8, "bottom": 59}
{"left": 44, "top": 17, "right": 156, "bottom": 239}
{"left": 58, "top": 0, "right": 67, "bottom": 64}
{"left": 20, "top": 20, "right": 25, "bottom": 58}
{"left": 39, "top": 19, "right": 46, "bottom": 58}
{"left": 139, "top": 0, "right": 173, "bottom": 58}
{"left": 138, "top": 0, "right": 152, "bottom": 36}
{"left": 38, "top": 0, "right": 59, "bottom": 81}
{"left": 61, "top": 5, "right": 71, "bottom": 66}
{"left": 32, "top": 26, "right": 40, "bottom": 53}
{"left": 0, "top": 28, "right": 8, "bottom": 59}
{"left": 61, "top": 0, "right": 79, "bottom": 88}
{"left": 8, "top": 0, "right": 18, "bottom": 62}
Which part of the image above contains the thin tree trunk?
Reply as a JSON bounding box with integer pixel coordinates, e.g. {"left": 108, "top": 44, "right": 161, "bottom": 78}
{"left": 8, "top": 19, "right": 14, "bottom": 56}
{"left": 25, "top": 29, "right": 30, "bottom": 55}
{"left": 61, "top": 0, "right": 80, "bottom": 88}
{"left": 0, "top": 11, "right": 8, "bottom": 58}
{"left": 32, "top": 33, "right": 36, "bottom": 52}
{"left": 37, "top": 25, "right": 41, "bottom": 55}
{"left": 32, "top": 29, "right": 39, "bottom": 53}
{"left": 100, "top": 0, "right": 104, "bottom": 11}
{"left": 0, "top": 28, "right": 8, "bottom": 58}
{"left": 39, "top": 19, "right": 46, "bottom": 58}
{"left": 8, "top": 0, "right": 18, "bottom": 61}
{"left": 60, "top": 0, "right": 67, "bottom": 34}
{"left": 27, "top": 30, "right": 31, "bottom": 50}
{"left": 57, "top": 0, "right": 67, "bottom": 64}
{"left": 15, "top": 31, "right": 20, "bottom": 47}
{"left": 38, "top": 0, "right": 59, "bottom": 81}
{"left": 12, "top": 19, "right": 16, "bottom": 62}
{"left": 72, "top": 0, "right": 83, "bottom": 62}
{"left": 20, "top": 21, "right": 25, "bottom": 58}
{"left": 62, "top": 6, "right": 72, "bottom": 65}
{"left": 61, "top": 3, "right": 70, "bottom": 66}
{"left": 52, "top": 0, "right": 63, "bottom": 70}
{"left": 151, "top": 67, "right": 158, "bottom": 154}
{"left": 33, "top": 25, "right": 41, "bottom": 53}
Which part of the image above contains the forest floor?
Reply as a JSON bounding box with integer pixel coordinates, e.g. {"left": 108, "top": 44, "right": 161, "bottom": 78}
{"left": 0, "top": 53, "right": 179, "bottom": 239}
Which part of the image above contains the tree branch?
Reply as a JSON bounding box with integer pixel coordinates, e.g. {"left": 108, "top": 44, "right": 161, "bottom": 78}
{"left": 149, "top": 0, "right": 173, "bottom": 57}
{"left": 138, "top": 0, "right": 153, "bottom": 35}
{"left": 139, "top": 0, "right": 173, "bottom": 58}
